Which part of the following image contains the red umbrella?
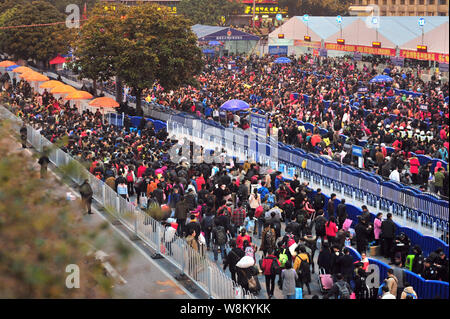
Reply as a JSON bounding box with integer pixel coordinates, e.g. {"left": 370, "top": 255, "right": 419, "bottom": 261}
{"left": 49, "top": 56, "right": 67, "bottom": 65}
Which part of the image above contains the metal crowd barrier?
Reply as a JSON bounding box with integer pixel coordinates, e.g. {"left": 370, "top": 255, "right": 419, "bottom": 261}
{"left": 2, "top": 106, "right": 256, "bottom": 300}
{"left": 158, "top": 110, "right": 448, "bottom": 238}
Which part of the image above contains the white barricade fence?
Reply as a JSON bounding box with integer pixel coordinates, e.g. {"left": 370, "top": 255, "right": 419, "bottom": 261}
{"left": 1, "top": 106, "right": 255, "bottom": 300}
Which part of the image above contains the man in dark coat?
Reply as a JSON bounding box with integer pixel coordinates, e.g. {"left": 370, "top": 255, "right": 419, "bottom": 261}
{"left": 327, "top": 193, "right": 336, "bottom": 217}
{"left": 337, "top": 248, "right": 355, "bottom": 283}
{"left": 175, "top": 197, "right": 189, "bottom": 236}
{"left": 79, "top": 179, "right": 93, "bottom": 215}
{"left": 313, "top": 188, "right": 326, "bottom": 212}
{"left": 223, "top": 239, "right": 245, "bottom": 283}
{"left": 20, "top": 124, "right": 27, "bottom": 148}
{"left": 337, "top": 199, "right": 348, "bottom": 229}
{"left": 354, "top": 217, "right": 372, "bottom": 254}
{"left": 381, "top": 213, "right": 397, "bottom": 263}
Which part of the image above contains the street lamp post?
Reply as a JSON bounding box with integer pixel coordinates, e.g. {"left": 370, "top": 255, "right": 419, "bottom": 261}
{"left": 252, "top": 0, "right": 256, "bottom": 28}
{"left": 337, "top": 15, "right": 342, "bottom": 38}
{"left": 418, "top": 17, "right": 425, "bottom": 45}
{"left": 303, "top": 14, "right": 309, "bottom": 36}
{"left": 371, "top": 16, "right": 379, "bottom": 42}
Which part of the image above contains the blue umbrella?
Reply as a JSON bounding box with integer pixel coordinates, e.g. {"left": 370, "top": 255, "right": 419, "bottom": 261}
{"left": 220, "top": 99, "right": 250, "bottom": 112}
{"left": 208, "top": 41, "right": 221, "bottom": 46}
{"left": 274, "top": 57, "right": 292, "bottom": 64}
{"left": 5, "top": 64, "right": 19, "bottom": 71}
{"left": 202, "top": 49, "right": 215, "bottom": 54}
{"left": 370, "top": 75, "right": 393, "bottom": 83}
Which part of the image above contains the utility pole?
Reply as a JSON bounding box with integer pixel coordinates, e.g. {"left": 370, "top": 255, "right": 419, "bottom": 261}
{"left": 252, "top": 0, "right": 256, "bottom": 28}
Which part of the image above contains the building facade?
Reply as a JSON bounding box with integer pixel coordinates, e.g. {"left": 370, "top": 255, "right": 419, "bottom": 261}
{"left": 350, "top": 0, "right": 448, "bottom": 16}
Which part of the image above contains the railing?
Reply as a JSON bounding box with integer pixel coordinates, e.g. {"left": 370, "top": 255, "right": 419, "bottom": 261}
{"left": 160, "top": 110, "right": 448, "bottom": 236}
{"left": 1, "top": 105, "right": 256, "bottom": 300}
{"left": 104, "top": 102, "right": 448, "bottom": 238}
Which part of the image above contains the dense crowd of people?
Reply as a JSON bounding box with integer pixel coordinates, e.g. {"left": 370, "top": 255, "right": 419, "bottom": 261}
{"left": 2, "top": 76, "right": 448, "bottom": 299}
{"left": 114, "top": 54, "right": 449, "bottom": 196}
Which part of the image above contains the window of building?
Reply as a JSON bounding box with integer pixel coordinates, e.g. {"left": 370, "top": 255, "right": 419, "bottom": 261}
{"left": 438, "top": 0, "right": 447, "bottom": 5}
{"left": 400, "top": 0, "right": 405, "bottom": 4}
{"left": 419, "top": 0, "right": 424, "bottom": 5}
{"left": 429, "top": 0, "right": 435, "bottom": 4}
{"left": 383, "top": 0, "right": 387, "bottom": 4}
{"left": 410, "top": 0, "right": 415, "bottom": 4}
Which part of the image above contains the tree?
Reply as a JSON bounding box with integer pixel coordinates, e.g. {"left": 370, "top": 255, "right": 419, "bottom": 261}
{"left": 66, "top": 4, "right": 123, "bottom": 93}
{"left": 0, "top": 1, "right": 74, "bottom": 65}
{"left": 178, "top": 0, "right": 244, "bottom": 26}
{"left": 0, "top": 121, "right": 130, "bottom": 298}
{"left": 72, "top": 3, "right": 203, "bottom": 115}
{"left": 278, "top": 0, "right": 352, "bottom": 17}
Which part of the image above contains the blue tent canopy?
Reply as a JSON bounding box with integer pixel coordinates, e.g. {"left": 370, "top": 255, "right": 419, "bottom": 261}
{"left": 5, "top": 65, "right": 19, "bottom": 71}
{"left": 220, "top": 99, "right": 250, "bottom": 112}
{"left": 274, "top": 57, "right": 292, "bottom": 64}
{"left": 370, "top": 75, "right": 394, "bottom": 83}
{"left": 202, "top": 49, "right": 215, "bottom": 54}
{"left": 208, "top": 41, "right": 222, "bottom": 46}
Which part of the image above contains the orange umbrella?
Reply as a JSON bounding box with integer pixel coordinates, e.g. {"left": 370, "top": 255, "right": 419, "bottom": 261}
{"left": 0, "top": 60, "right": 16, "bottom": 67}
{"left": 51, "top": 84, "right": 76, "bottom": 94}
{"left": 40, "top": 80, "right": 63, "bottom": 89}
{"left": 64, "top": 90, "right": 93, "bottom": 100}
{"left": 24, "top": 73, "right": 49, "bottom": 82}
{"left": 12, "top": 66, "right": 33, "bottom": 73}
{"left": 19, "top": 70, "right": 39, "bottom": 79}
{"left": 89, "top": 97, "right": 119, "bottom": 108}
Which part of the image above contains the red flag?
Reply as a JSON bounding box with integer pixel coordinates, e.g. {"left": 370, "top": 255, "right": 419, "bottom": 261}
{"left": 82, "top": 3, "right": 87, "bottom": 20}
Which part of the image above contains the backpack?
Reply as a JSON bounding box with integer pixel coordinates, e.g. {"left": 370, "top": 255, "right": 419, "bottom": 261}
{"left": 264, "top": 230, "right": 275, "bottom": 248}
{"left": 315, "top": 217, "right": 326, "bottom": 235}
{"left": 287, "top": 233, "right": 296, "bottom": 247}
{"left": 270, "top": 257, "right": 281, "bottom": 275}
{"left": 218, "top": 205, "right": 231, "bottom": 216}
{"left": 215, "top": 226, "right": 227, "bottom": 245}
{"left": 245, "top": 246, "right": 254, "bottom": 259}
{"left": 254, "top": 205, "right": 264, "bottom": 218}
{"left": 126, "top": 172, "right": 134, "bottom": 183}
{"left": 297, "top": 255, "right": 310, "bottom": 276}
{"left": 279, "top": 249, "right": 288, "bottom": 267}
{"left": 314, "top": 194, "right": 324, "bottom": 209}
{"left": 336, "top": 281, "right": 350, "bottom": 299}
{"left": 267, "top": 194, "right": 276, "bottom": 207}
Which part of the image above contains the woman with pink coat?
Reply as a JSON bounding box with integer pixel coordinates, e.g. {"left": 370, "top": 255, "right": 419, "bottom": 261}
{"left": 374, "top": 213, "right": 383, "bottom": 245}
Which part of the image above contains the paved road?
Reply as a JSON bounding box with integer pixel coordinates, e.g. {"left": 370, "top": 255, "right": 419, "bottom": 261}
{"left": 1, "top": 108, "right": 195, "bottom": 299}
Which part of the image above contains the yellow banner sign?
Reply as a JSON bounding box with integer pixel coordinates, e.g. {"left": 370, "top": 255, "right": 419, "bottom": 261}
{"left": 294, "top": 40, "right": 321, "bottom": 48}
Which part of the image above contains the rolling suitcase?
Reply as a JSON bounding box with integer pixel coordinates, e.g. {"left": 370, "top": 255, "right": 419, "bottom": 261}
{"left": 318, "top": 268, "right": 333, "bottom": 294}
{"left": 295, "top": 287, "right": 303, "bottom": 299}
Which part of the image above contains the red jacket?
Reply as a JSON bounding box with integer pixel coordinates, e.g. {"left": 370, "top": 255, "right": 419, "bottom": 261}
{"left": 409, "top": 157, "right": 420, "bottom": 174}
{"left": 325, "top": 221, "right": 338, "bottom": 238}
{"left": 261, "top": 255, "right": 280, "bottom": 276}
{"left": 236, "top": 235, "right": 251, "bottom": 250}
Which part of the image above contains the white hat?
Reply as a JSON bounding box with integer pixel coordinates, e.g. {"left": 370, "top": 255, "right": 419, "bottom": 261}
{"left": 421, "top": 131, "right": 425, "bottom": 135}
{"left": 407, "top": 125, "right": 411, "bottom": 130}
{"left": 386, "top": 125, "right": 390, "bottom": 129}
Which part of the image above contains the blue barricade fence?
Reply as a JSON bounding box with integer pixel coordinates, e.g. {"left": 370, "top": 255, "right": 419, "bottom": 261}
{"left": 118, "top": 95, "right": 449, "bottom": 235}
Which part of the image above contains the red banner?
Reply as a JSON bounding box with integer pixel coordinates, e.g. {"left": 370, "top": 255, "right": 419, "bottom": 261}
{"left": 294, "top": 40, "right": 321, "bottom": 48}
{"left": 399, "top": 49, "right": 449, "bottom": 63}
{"left": 324, "top": 42, "right": 396, "bottom": 56}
